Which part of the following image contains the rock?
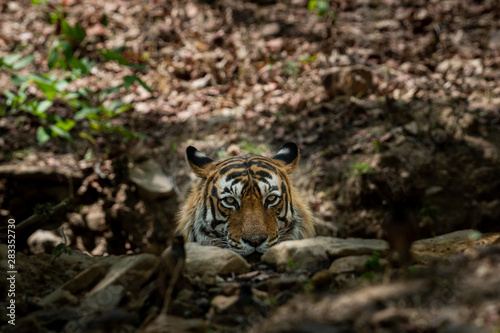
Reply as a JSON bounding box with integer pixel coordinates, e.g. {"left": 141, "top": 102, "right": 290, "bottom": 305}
{"left": 261, "top": 237, "right": 389, "bottom": 271}
{"left": 464, "top": 135, "right": 498, "bottom": 160}
{"left": 38, "top": 263, "right": 110, "bottom": 307}
{"left": 3, "top": 316, "right": 48, "bottom": 333}
{"left": 488, "top": 30, "right": 500, "bottom": 50}
{"left": 403, "top": 121, "right": 419, "bottom": 136}
{"left": 425, "top": 186, "right": 443, "bottom": 196}
{"left": 60, "top": 263, "right": 109, "bottom": 294}
{"left": 311, "top": 269, "right": 333, "bottom": 289}
{"left": 81, "top": 309, "right": 138, "bottom": 332}
{"left": 141, "top": 313, "right": 207, "bottom": 333}
{"left": 27, "top": 229, "right": 64, "bottom": 254}
{"left": 480, "top": 200, "right": 500, "bottom": 222}
{"left": 89, "top": 253, "right": 158, "bottom": 295}
{"left": 81, "top": 203, "right": 107, "bottom": 232}
{"left": 31, "top": 307, "right": 80, "bottom": 331}
{"left": 249, "top": 280, "right": 427, "bottom": 332}
{"left": 81, "top": 285, "right": 125, "bottom": 314}
{"left": 329, "top": 255, "right": 387, "bottom": 275}
{"left": 38, "top": 288, "right": 79, "bottom": 307}
{"left": 211, "top": 294, "right": 239, "bottom": 313}
{"left": 265, "top": 38, "right": 284, "bottom": 53}
{"left": 411, "top": 230, "right": 500, "bottom": 264}
{"left": 322, "top": 65, "right": 374, "bottom": 99}
{"left": 0, "top": 163, "right": 83, "bottom": 182}
{"left": 184, "top": 243, "right": 251, "bottom": 285}
{"left": 190, "top": 73, "right": 212, "bottom": 90}
{"left": 261, "top": 22, "right": 281, "bottom": 37}
{"left": 469, "top": 166, "right": 500, "bottom": 198}
{"left": 255, "top": 275, "right": 307, "bottom": 293}
{"left": 128, "top": 159, "right": 174, "bottom": 199}
{"left": 458, "top": 113, "right": 479, "bottom": 135}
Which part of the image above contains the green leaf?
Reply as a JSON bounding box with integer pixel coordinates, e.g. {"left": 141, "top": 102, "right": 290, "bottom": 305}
{"left": 123, "top": 76, "right": 136, "bottom": 90}
{"left": 73, "top": 23, "right": 86, "bottom": 42}
{"left": 125, "top": 63, "right": 148, "bottom": 70}
{"left": 68, "top": 58, "right": 85, "bottom": 74}
{"left": 74, "top": 107, "right": 99, "bottom": 120}
{"left": 60, "top": 19, "right": 85, "bottom": 42}
{"left": 52, "top": 243, "right": 66, "bottom": 255}
{"left": 3, "top": 54, "right": 22, "bottom": 66}
{"left": 55, "top": 79, "right": 69, "bottom": 92}
{"left": 11, "top": 55, "right": 35, "bottom": 70}
{"left": 99, "top": 49, "right": 127, "bottom": 65}
{"left": 123, "top": 75, "right": 153, "bottom": 93}
{"left": 316, "top": 1, "right": 329, "bottom": 16}
{"left": 35, "top": 81, "right": 58, "bottom": 100}
{"left": 61, "top": 19, "right": 86, "bottom": 42}
{"left": 37, "top": 100, "right": 53, "bottom": 113}
{"left": 77, "top": 87, "right": 90, "bottom": 98}
{"left": 61, "top": 19, "right": 73, "bottom": 38}
{"left": 107, "top": 101, "right": 131, "bottom": 116}
{"left": 49, "top": 124, "right": 72, "bottom": 140}
{"left": 4, "top": 90, "right": 17, "bottom": 101}
{"left": 107, "top": 100, "right": 126, "bottom": 111}
{"left": 47, "top": 47, "right": 60, "bottom": 69}
{"left": 36, "top": 127, "right": 51, "bottom": 145}
{"left": 101, "top": 14, "right": 109, "bottom": 27}
{"left": 308, "top": 0, "right": 317, "bottom": 11}
{"left": 60, "top": 40, "right": 74, "bottom": 60}
{"left": 30, "top": 73, "right": 55, "bottom": 84}
{"left": 11, "top": 74, "right": 31, "bottom": 86}
{"left": 55, "top": 119, "right": 76, "bottom": 132}
{"left": 102, "top": 84, "right": 124, "bottom": 96}
{"left": 80, "top": 57, "right": 95, "bottom": 73}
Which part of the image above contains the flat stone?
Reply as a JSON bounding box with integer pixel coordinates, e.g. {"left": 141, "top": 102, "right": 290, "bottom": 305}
{"left": 129, "top": 159, "right": 174, "bottom": 199}
{"left": 211, "top": 295, "right": 239, "bottom": 313}
{"left": 184, "top": 243, "right": 251, "bottom": 285}
{"left": 411, "top": 229, "right": 500, "bottom": 264}
{"left": 60, "top": 263, "right": 109, "bottom": 294}
{"left": 81, "top": 285, "right": 125, "bottom": 314}
{"left": 38, "top": 288, "right": 79, "bottom": 307}
{"left": 89, "top": 254, "right": 158, "bottom": 295}
{"left": 261, "top": 237, "right": 389, "bottom": 271}
{"left": 329, "top": 255, "right": 387, "bottom": 275}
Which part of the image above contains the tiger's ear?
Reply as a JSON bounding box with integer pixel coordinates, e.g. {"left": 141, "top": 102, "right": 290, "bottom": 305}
{"left": 186, "top": 146, "right": 215, "bottom": 178}
{"left": 272, "top": 142, "right": 299, "bottom": 174}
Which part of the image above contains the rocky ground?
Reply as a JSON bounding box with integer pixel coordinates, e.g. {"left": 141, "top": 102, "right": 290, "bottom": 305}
{"left": 1, "top": 230, "right": 500, "bottom": 332}
{"left": 1, "top": 0, "right": 500, "bottom": 332}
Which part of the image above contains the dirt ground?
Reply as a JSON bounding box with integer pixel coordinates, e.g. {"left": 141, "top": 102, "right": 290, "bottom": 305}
{"left": 1, "top": 0, "right": 500, "bottom": 332}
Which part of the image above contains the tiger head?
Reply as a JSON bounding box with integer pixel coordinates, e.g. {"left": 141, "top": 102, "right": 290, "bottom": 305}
{"left": 176, "top": 142, "right": 315, "bottom": 257}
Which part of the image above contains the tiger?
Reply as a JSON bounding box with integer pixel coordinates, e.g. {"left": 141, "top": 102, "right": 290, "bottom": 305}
{"left": 176, "top": 142, "right": 315, "bottom": 257}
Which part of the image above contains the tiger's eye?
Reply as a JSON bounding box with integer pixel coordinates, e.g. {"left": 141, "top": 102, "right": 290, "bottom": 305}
{"left": 266, "top": 195, "right": 276, "bottom": 202}
{"left": 225, "top": 197, "right": 235, "bottom": 204}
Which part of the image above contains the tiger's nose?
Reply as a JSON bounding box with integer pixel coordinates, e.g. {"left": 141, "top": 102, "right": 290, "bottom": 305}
{"left": 242, "top": 235, "right": 268, "bottom": 247}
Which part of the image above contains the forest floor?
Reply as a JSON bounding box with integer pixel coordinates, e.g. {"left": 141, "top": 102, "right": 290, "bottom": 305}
{"left": 1, "top": 0, "right": 500, "bottom": 332}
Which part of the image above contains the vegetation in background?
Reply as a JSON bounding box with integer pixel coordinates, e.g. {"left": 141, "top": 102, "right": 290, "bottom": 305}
{"left": 348, "top": 161, "right": 376, "bottom": 177}
{"left": 308, "top": 0, "right": 336, "bottom": 24}
{"left": 0, "top": 2, "right": 151, "bottom": 146}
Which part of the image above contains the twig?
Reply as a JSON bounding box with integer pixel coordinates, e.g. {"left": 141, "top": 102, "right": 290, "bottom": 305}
{"left": 50, "top": 226, "right": 70, "bottom": 264}
{"left": 17, "top": 200, "right": 70, "bottom": 232}
{"left": 160, "top": 260, "right": 184, "bottom": 315}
